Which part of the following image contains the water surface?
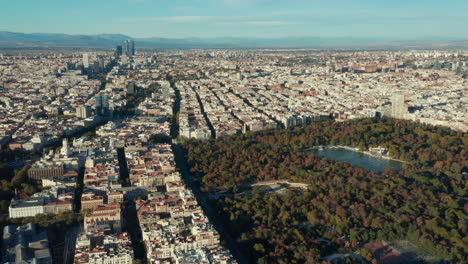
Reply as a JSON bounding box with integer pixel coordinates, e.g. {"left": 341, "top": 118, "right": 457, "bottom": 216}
{"left": 312, "top": 147, "right": 404, "bottom": 173}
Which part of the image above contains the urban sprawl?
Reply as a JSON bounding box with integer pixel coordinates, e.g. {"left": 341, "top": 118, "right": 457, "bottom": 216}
{"left": 0, "top": 42, "right": 467, "bottom": 264}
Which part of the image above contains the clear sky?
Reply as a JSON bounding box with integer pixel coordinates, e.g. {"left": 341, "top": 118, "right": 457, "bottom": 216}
{"left": 1, "top": 0, "right": 467, "bottom": 39}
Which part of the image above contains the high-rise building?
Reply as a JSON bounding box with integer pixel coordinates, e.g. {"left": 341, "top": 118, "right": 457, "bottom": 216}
{"left": 123, "top": 40, "right": 135, "bottom": 56}
{"left": 116, "top": 45, "right": 123, "bottom": 57}
{"left": 66, "top": 62, "right": 74, "bottom": 71}
{"left": 125, "top": 81, "right": 135, "bottom": 95}
{"left": 82, "top": 53, "right": 89, "bottom": 68}
{"left": 93, "top": 61, "right": 100, "bottom": 73}
{"left": 129, "top": 40, "right": 135, "bottom": 56}
{"left": 76, "top": 105, "right": 91, "bottom": 119}
{"left": 391, "top": 94, "right": 407, "bottom": 119}
{"left": 123, "top": 41, "right": 128, "bottom": 56}
{"left": 61, "top": 138, "right": 71, "bottom": 158}
{"left": 95, "top": 95, "right": 111, "bottom": 117}
{"left": 116, "top": 45, "right": 122, "bottom": 56}
{"left": 98, "top": 56, "right": 105, "bottom": 70}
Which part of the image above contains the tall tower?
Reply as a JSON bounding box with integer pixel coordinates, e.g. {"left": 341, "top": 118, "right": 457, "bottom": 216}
{"left": 61, "top": 138, "right": 71, "bottom": 158}
{"left": 129, "top": 40, "right": 135, "bottom": 56}
{"left": 123, "top": 40, "right": 129, "bottom": 56}
{"left": 95, "top": 95, "right": 111, "bottom": 117}
{"left": 98, "top": 56, "right": 105, "bottom": 70}
{"left": 116, "top": 45, "right": 123, "bottom": 57}
{"left": 123, "top": 40, "right": 135, "bottom": 56}
{"left": 391, "top": 94, "right": 407, "bottom": 119}
{"left": 76, "top": 105, "right": 91, "bottom": 119}
{"left": 82, "top": 53, "right": 89, "bottom": 68}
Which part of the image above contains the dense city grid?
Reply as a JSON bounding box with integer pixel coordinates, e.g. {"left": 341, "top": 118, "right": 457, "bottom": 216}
{"left": 0, "top": 46, "right": 467, "bottom": 264}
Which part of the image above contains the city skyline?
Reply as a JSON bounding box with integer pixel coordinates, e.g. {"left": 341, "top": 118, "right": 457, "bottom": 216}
{"left": 1, "top": 0, "right": 468, "bottom": 39}
{"left": 0, "top": 46, "right": 466, "bottom": 263}
{"left": 0, "top": 1, "right": 466, "bottom": 263}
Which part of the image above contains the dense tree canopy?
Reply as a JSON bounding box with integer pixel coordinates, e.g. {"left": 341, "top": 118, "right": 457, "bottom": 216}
{"left": 182, "top": 117, "right": 467, "bottom": 263}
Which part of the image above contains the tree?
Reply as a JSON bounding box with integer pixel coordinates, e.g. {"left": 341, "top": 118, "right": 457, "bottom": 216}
{"left": 0, "top": 200, "right": 9, "bottom": 213}
{"left": 183, "top": 118, "right": 467, "bottom": 263}
{"left": 11, "top": 164, "right": 32, "bottom": 186}
{"left": 254, "top": 243, "right": 265, "bottom": 253}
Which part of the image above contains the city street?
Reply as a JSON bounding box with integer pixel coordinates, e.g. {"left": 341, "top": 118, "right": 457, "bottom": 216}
{"left": 173, "top": 144, "right": 249, "bottom": 264}
{"left": 63, "top": 225, "right": 82, "bottom": 264}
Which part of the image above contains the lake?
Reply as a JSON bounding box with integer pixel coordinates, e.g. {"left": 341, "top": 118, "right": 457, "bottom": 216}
{"left": 312, "top": 147, "right": 404, "bottom": 173}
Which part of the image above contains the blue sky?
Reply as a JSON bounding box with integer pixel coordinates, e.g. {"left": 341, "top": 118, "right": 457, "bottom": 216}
{"left": 1, "top": 0, "right": 467, "bottom": 39}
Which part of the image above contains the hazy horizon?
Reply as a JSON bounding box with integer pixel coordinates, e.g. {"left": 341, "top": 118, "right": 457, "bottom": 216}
{"left": 2, "top": 30, "right": 468, "bottom": 41}
{"left": 2, "top": 0, "right": 468, "bottom": 39}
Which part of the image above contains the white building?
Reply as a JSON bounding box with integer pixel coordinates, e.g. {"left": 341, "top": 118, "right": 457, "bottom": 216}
{"left": 83, "top": 53, "right": 90, "bottom": 68}
{"left": 76, "top": 105, "right": 91, "bottom": 119}
{"left": 9, "top": 197, "right": 45, "bottom": 218}
{"left": 391, "top": 94, "right": 408, "bottom": 119}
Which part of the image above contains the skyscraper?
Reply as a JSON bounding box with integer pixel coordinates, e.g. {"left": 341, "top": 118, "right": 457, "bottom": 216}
{"left": 115, "top": 45, "right": 123, "bottom": 57}
{"left": 95, "top": 95, "right": 111, "bottom": 117}
{"left": 125, "top": 81, "right": 135, "bottom": 95}
{"left": 129, "top": 40, "right": 135, "bottom": 56}
{"left": 76, "top": 105, "right": 91, "bottom": 119}
{"left": 93, "top": 61, "right": 100, "bottom": 73}
{"left": 66, "top": 62, "right": 74, "bottom": 71}
{"left": 61, "top": 138, "right": 71, "bottom": 158}
{"left": 123, "top": 40, "right": 135, "bottom": 56}
{"left": 123, "top": 41, "right": 128, "bottom": 56}
{"left": 82, "top": 53, "right": 89, "bottom": 68}
{"left": 98, "top": 56, "right": 105, "bottom": 70}
{"left": 391, "top": 94, "right": 407, "bottom": 119}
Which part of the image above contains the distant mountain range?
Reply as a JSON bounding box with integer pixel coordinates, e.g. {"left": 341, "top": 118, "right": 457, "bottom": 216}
{"left": 1, "top": 31, "right": 467, "bottom": 49}
{"left": 0, "top": 32, "right": 130, "bottom": 48}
